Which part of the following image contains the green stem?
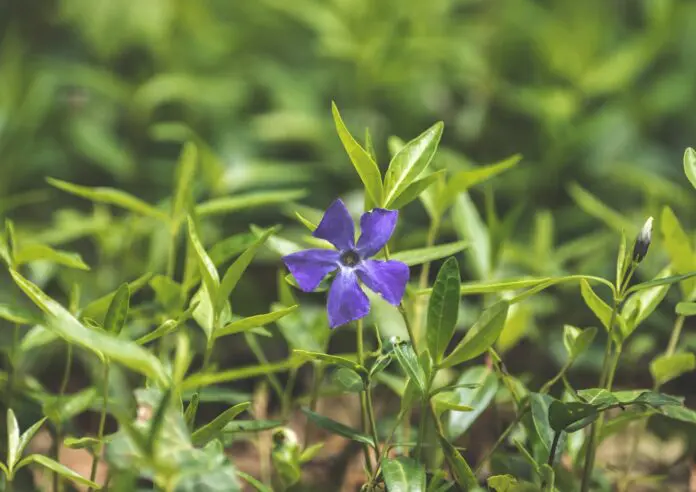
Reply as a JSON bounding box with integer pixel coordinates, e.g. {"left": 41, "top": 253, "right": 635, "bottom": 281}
{"left": 88, "top": 362, "right": 110, "bottom": 491}
{"left": 302, "top": 364, "right": 323, "bottom": 451}
{"left": 6, "top": 323, "right": 21, "bottom": 411}
{"left": 548, "top": 432, "right": 561, "bottom": 467}
{"left": 580, "top": 303, "right": 619, "bottom": 492}
{"left": 356, "top": 319, "right": 375, "bottom": 476}
{"left": 55, "top": 343, "right": 73, "bottom": 492}
{"left": 281, "top": 367, "right": 298, "bottom": 419}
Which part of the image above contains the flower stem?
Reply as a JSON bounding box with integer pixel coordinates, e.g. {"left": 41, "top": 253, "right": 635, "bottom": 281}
{"left": 356, "top": 319, "right": 375, "bottom": 475}
{"left": 580, "top": 302, "right": 619, "bottom": 492}
{"left": 88, "top": 362, "right": 110, "bottom": 491}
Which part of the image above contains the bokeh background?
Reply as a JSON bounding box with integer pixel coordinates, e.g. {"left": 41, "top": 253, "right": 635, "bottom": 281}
{"left": 2, "top": 0, "right": 696, "bottom": 421}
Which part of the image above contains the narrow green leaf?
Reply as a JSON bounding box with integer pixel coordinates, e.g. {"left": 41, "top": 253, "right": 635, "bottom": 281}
{"left": 626, "top": 271, "right": 696, "bottom": 295}
{"left": 10, "top": 270, "right": 168, "bottom": 386}
{"left": 452, "top": 192, "right": 490, "bottom": 279}
{"left": 172, "top": 141, "right": 198, "bottom": 227}
{"left": 621, "top": 267, "right": 672, "bottom": 336}
{"left": 392, "top": 341, "right": 427, "bottom": 394}
{"left": 238, "top": 471, "right": 273, "bottom": 492}
{"left": 7, "top": 409, "right": 20, "bottom": 470}
{"left": 438, "top": 434, "right": 477, "bottom": 489}
{"left": 427, "top": 258, "right": 461, "bottom": 363}
{"left": 196, "top": 190, "right": 306, "bottom": 217}
{"left": 47, "top": 177, "right": 168, "bottom": 221}
{"left": 661, "top": 206, "right": 696, "bottom": 298}
{"left": 0, "top": 304, "right": 40, "bottom": 325}
{"left": 568, "top": 183, "right": 632, "bottom": 232}
{"left": 383, "top": 122, "right": 444, "bottom": 206}
{"left": 331, "top": 102, "right": 383, "bottom": 206}
{"left": 562, "top": 325, "right": 597, "bottom": 361}
{"left": 184, "top": 393, "right": 200, "bottom": 430}
{"left": 216, "top": 227, "right": 276, "bottom": 312}
{"left": 390, "top": 241, "right": 468, "bottom": 267}
{"left": 548, "top": 400, "right": 597, "bottom": 433}
{"left": 215, "top": 305, "right": 298, "bottom": 339}
{"left": 191, "top": 402, "right": 251, "bottom": 446}
{"left": 223, "top": 420, "right": 284, "bottom": 433}
{"left": 650, "top": 353, "right": 696, "bottom": 386}
{"left": 80, "top": 272, "right": 153, "bottom": 319}
{"left": 684, "top": 147, "right": 696, "bottom": 190}
{"left": 441, "top": 301, "right": 509, "bottom": 368}
{"left": 331, "top": 367, "right": 364, "bottom": 393}
{"left": 579, "top": 279, "right": 620, "bottom": 341}
{"left": 382, "top": 457, "right": 426, "bottom": 492}
{"left": 301, "top": 408, "right": 374, "bottom": 447}
{"left": 442, "top": 154, "right": 521, "bottom": 209}
{"left": 447, "top": 366, "right": 499, "bottom": 439}
{"left": 180, "top": 358, "right": 298, "bottom": 391}
{"left": 529, "top": 393, "right": 554, "bottom": 452}
{"left": 63, "top": 436, "right": 100, "bottom": 450}
{"left": 387, "top": 170, "right": 445, "bottom": 210}
{"left": 104, "top": 283, "right": 129, "bottom": 335}
{"left": 14, "top": 243, "right": 90, "bottom": 270}
{"left": 187, "top": 216, "right": 219, "bottom": 335}
{"left": 18, "top": 454, "right": 98, "bottom": 489}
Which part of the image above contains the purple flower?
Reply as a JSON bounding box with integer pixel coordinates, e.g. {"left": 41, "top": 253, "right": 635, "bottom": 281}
{"left": 283, "top": 199, "right": 410, "bottom": 328}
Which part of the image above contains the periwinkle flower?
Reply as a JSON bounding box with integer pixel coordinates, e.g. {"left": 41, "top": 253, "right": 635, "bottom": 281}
{"left": 283, "top": 199, "right": 409, "bottom": 328}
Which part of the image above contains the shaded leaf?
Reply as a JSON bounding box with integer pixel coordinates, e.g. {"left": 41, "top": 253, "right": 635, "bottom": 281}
{"left": 427, "top": 257, "right": 461, "bottom": 363}
{"left": 191, "top": 402, "right": 251, "bottom": 446}
{"left": 301, "top": 408, "right": 374, "bottom": 447}
{"left": 650, "top": 353, "right": 696, "bottom": 386}
{"left": 382, "top": 457, "right": 426, "bottom": 492}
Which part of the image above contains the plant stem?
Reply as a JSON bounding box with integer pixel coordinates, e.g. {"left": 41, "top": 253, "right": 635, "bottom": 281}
{"left": 474, "top": 408, "right": 529, "bottom": 474}
{"left": 54, "top": 343, "right": 73, "bottom": 492}
{"left": 580, "top": 303, "right": 619, "bottom": 492}
{"left": 302, "top": 364, "right": 323, "bottom": 451}
{"left": 356, "top": 319, "right": 375, "bottom": 476}
{"left": 6, "top": 323, "right": 21, "bottom": 411}
{"left": 548, "top": 432, "right": 561, "bottom": 467}
{"left": 88, "top": 362, "right": 110, "bottom": 491}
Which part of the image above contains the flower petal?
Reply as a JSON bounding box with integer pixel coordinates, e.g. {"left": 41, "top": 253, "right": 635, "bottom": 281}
{"left": 283, "top": 249, "right": 340, "bottom": 292}
{"left": 356, "top": 259, "right": 409, "bottom": 305}
{"left": 313, "top": 199, "right": 355, "bottom": 251}
{"left": 327, "top": 268, "right": 370, "bottom": 328}
{"left": 356, "top": 208, "right": 398, "bottom": 258}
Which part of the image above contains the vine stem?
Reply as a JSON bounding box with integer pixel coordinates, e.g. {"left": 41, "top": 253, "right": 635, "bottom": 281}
{"left": 356, "top": 319, "right": 376, "bottom": 476}
{"left": 581, "top": 289, "right": 623, "bottom": 492}
{"left": 88, "top": 362, "right": 110, "bottom": 491}
{"left": 54, "top": 343, "right": 73, "bottom": 492}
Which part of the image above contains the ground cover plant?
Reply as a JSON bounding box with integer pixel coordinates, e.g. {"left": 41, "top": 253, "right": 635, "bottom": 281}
{"left": 0, "top": 100, "right": 695, "bottom": 491}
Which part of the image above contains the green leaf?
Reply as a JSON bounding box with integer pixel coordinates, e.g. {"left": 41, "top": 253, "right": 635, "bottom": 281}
{"left": 216, "top": 227, "right": 276, "bottom": 311}
{"left": 104, "top": 283, "right": 129, "bottom": 335}
{"left": 427, "top": 257, "right": 461, "bottom": 363}
{"left": 487, "top": 474, "right": 519, "bottom": 492}
{"left": 215, "top": 305, "right": 298, "bottom": 339}
{"left": 438, "top": 434, "right": 477, "bottom": 489}
{"left": 529, "top": 393, "right": 554, "bottom": 452}
{"left": 136, "top": 308, "right": 193, "bottom": 345}
{"left": 452, "top": 192, "right": 490, "bottom": 279}
{"left": 18, "top": 454, "right": 99, "bottom": 489}
{"left": 63, "top": 436, "right": 100, "bottom": 450}
{"left": 661, "top": 206, "right": 696, "bottom": 298}
{"left": 0, "top": 304, "right": 40, "bottom": 325}
{"left": 563, "top": 325, "right": 597, "bottom": 361}
{"left": 238, "top": 471, "right": 273, "bottom": 492}
{"left": 172, "top": 141, "right": 198, "bottom": 228}
{"left": 391, "top": 241, "right": 468, "bottom": 267}
{"left": 191, "top": 402, "right": 251, "bottom": 446}
{"left": 392, "top": 341, "right": 427, "bottom": 394}
{"left": 196, "top": 190, "right": 306, "bottom": 217}
{"left": 579, "top": 280, "right": 624, "bottom": 342}
{"left": 650, "top": 353, "right": 696, "bottom": 386}
{"left": 187, "top": 216, "right": 220, "bottom": 336}
{"left": 383, "top": 122, "right": 444, "bottom": 207}
{"left": 80, "top": 272, "right": 153, "bottom": 320}
{"left": 42, "top": 388, "right": 97, "bottom": 424}
{"left": 331, "top": 367, "right": 364, "bottom": 393}
{"left": 382, "top": 457, "right": 426, "bottom": 492}
{"left": 6, "top": 409, "right": 20, "bottom": 471}
{"left": 10, "top": 270, "right": 168, "bottom": 386}
{"left": 616, "top": 230, "right": 629, "bottom": 288}
{"left": 684, "top": 147, "right": 696, "bottom": 190}
{"left": 47, "top": 177, "right": 168, "bottom": 222}
{"left": 223, "top": 420, "right": 284, "bottom": 433}
{"left": 150, "top": 275, "right": 184, "bottom": 313}
{"left": 627, "top": 272, "right": 696, "bottom": 295}
{"left": 14, "top": 243, "right": 90, "bottom": 270}
{"left": 442, "top": 154, "right": 522, "bottom": 209}
{"left": 441, "top": 301, "right": 509, "bottom": 368}
{"left": 676, "top": 302, "right": 696, "bottom": 316}
{"left": 568, "top": 183, "right": 632, "bottom": 233}
{"left": 180, "top": 358, "right": 298, "bottom": 391}
{"left": 331, "top": 102, "right": 382, "bottom": 206}
{"left": 301, "top": 408, "right": 374, "bottom": 447}
{"left": 291, "top": 349, "right": 362, "bottom": 373}
{"left": 387, "top": 170, "right": 445, "bottom": 210}
{"left": 548, "top": 401, "right": 597, "bottom": 433}
{"left": 447, "top": 366, "right": 498, "bottom": 439}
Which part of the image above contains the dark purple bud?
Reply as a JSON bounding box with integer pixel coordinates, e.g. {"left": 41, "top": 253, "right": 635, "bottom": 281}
{"left": 632, "top": 217, "right": 653, "bottom": 264}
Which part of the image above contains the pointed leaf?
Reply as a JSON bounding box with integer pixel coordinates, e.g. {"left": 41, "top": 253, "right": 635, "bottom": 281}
{"left": 80, "top": 272, "right": 153, "bottom": 319}
{"left": 47, "top": 177, "right": 168, "bottom": 221}
{"left": 438, "top": 434, "right": 477, "bottom": 489}
{"left": 563, "top": 325, "right": 597, "bottom": 361}
{"left": 215, "top": 305, "right": 298, "bottom": 339}
{"left": 684, "top": 147, "right": 696, "bottom": 190}
{"left": 441, "top": 301, "right": 509, "bottom": 368}
{"left": 383, "top": 122, "right": 444, "bottom": 206}
{"left": 18, "top": 454, "right": 98, "bottom": 489}
{"left": 172, "top": 141, "right": 198, "bottom": 226}
{"left": 14, "top": 243, "right": 90, "bottom": 270}
{"left": 391, "top": 241, "right": 468, "bottom": 267}
{"left": 650, "top": 353, "right": 696, "bottom": 386}
{"left": 7, "top": 409, "right": 20, "bottom": 470}
{"left": 661, "top": 206, "right": 696, "bottom": 297}
{"left": 387, "top": 170, "right": 445, "bottom": 210}
{"left": 104, "top": 283, "right": 130, "bottom": 335}
{"left": 331, "top": 102, "right": 382, "bottom": 206}
{"left": 548, "top": 401, "right": 597, "bottom": 433}
{"left": 382, "top": 457, "right": 426, "bottom": 492}
{"left": 442, "top": 154, "right": 521, "bottom": 209}
{"left": 180, "top": 358, "right": 299, "bottom": 391}
{"left": 677, "top": 302, "right": 696, "bottom": 316}
{"left": 447, "top": 366, "right": 498, "bottom": 439}
{"left": 196, "top": 190, "right": 306, "bottom": 217}
{"left": 301, "top": 408, "right": 374, "bottom": 447}
{"left": 452, "top": 192, "right": 490, "bottom": 279}
{"left": 427, "top": 257, "right": 461, "bottom": 363}
{"left": 392, "top": 341, "right": 427, "bottom": 393}
{"left": 192, "top": 402, "right": 251, "bottom": 446}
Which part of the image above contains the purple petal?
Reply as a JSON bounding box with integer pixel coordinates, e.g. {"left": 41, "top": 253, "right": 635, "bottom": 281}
{"left": 313, "top": 199, "right": 355, "bottom": 251}
{"left": 283, "top": 249, "right": 340, "bottom": 292}
{"left": 327, "top": 268, "right": 370, "bottom": 328}
{"left": 356, "top": 259, "right": 409, "bottom": 305}
{"left": 356, "top": 208, "right": 398, "bottom": 258}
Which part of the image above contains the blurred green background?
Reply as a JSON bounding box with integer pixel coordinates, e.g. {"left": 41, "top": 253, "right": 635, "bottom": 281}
{"left": 2, "top": 0, "right": 696, "bottom": 387}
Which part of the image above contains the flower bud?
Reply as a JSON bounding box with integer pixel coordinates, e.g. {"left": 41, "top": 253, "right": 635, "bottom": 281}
{"left": 632, "top": 216, "right": 653, "bottom": 264}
